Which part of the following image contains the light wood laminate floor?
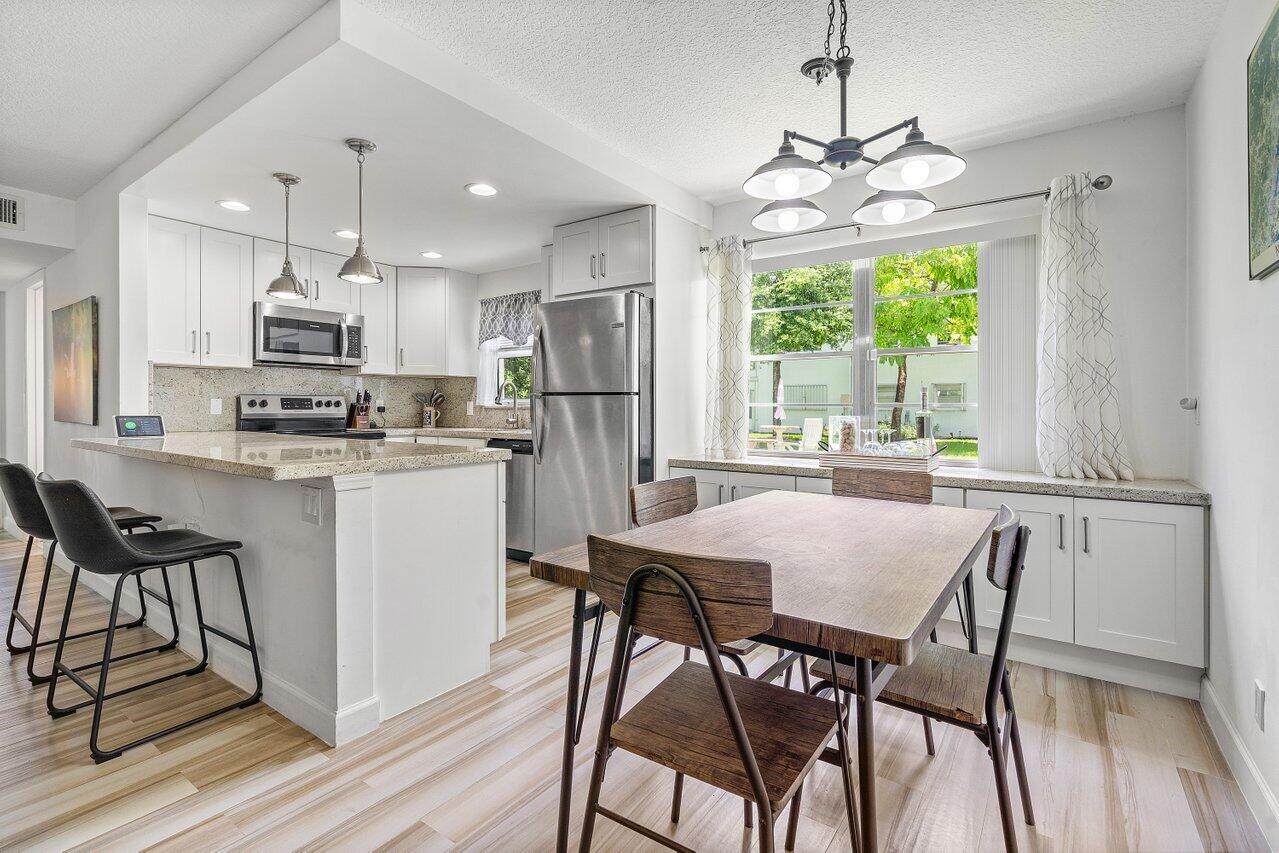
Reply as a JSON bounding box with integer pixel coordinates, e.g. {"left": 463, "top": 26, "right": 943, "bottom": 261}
{"left": 0, "top": 534, "right": 1265, "bottom": 851}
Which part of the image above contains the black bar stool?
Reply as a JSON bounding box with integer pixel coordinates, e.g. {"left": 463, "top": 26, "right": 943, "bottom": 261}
{"left": 0, "top": 459, "right": 172, "bottom": 684}
{"left": 35, "top": 476, "right": 264, "bottom": 763}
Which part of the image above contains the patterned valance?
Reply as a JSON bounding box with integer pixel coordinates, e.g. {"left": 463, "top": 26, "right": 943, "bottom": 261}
{"left": 477, "top": 289, "right": 541, "bottom": 347}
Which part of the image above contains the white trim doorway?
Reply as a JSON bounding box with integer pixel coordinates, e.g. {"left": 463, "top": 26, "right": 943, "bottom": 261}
{"left": 25, "top": 279, "right": 44, "bottom": 472}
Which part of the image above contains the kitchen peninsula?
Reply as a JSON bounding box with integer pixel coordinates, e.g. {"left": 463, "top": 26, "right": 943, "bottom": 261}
{"left": 71, "top": 432, "right": 511, "bottom": 745}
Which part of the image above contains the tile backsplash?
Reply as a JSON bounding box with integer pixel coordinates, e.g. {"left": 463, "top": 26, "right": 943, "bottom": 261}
{"left": 149, "top": 365, "right": 527, "bottom": 432}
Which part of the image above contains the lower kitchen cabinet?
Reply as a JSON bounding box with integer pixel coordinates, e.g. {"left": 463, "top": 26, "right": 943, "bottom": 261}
{"left": 966, "top": 489, "right": 1075, "bottom": 643}
{"left": 727, "top": 472, "right": 795, "bottom": 501}
{"left": 1073, "top": 498, "right": 1205, "bottom": 666}
{"left": 668, "top": 467, "right": 795, "bottom": 507}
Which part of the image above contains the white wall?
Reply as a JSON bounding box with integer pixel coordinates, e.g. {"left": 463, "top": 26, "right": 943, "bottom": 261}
{"left": 713, "top": 107, "right": 1191, "bottom": 479}
{"left": 652, "top": 208, "right": 707, "bottom": 474}
{"left": 1186, "top": 0, "right": 1279, "bottom": 843}
{"left": 0, "top": 182, "right": 76, "bottom": 252}
{"left": 477, "top": 259, "right": 545, "bottom": 301}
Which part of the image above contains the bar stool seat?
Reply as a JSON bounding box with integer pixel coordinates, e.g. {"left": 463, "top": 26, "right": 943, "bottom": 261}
{"left": 97, "top": 529, "right": 243, "bottom": 569}
{"left": 107, "top": 507, "right": 163, "bottom": 527}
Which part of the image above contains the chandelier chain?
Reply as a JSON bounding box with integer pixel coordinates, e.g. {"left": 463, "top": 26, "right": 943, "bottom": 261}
{"left": 837, "top": 0, "right": 849, "bottom": 59}
{"left": 818, "top": 0, "right": 835, "bottom": 84}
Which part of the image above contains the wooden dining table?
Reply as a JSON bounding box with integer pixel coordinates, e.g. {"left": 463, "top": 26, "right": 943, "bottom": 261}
{"left": 530, "top": 489, "right": 998, "bottom": 852}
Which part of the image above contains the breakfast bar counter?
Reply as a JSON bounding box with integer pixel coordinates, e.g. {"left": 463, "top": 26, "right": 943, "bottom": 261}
{"left": 71, "top": 432, "right": 510, "bottom": 746}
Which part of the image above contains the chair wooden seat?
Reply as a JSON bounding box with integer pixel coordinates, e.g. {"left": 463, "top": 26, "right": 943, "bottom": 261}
{"left": 717, "top": 638, "right": 760, "bottom": 657}
{"left": 611, "top": 661, "right": 839, "bottom": 812}
{"left": 810, "top": 642, "right": 992, "bottom": 727}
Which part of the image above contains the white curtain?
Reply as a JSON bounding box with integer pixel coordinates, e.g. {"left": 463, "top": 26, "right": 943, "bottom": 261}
{"left": 704, "top": 237, "right": 751, "bottom": 459}
{"left": 476, "top": 338, "right": 509, "bottom": 406}
{"left": 1035, "top": 174, "right": 1134, "bottom": 480}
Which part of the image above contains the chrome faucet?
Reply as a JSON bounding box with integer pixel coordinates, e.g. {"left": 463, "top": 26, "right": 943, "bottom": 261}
{"left": 501, "top": 381, "right": 520, "bottom": 427}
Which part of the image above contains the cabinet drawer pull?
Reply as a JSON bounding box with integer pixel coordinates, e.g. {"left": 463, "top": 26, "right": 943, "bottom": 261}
{"left": 205, "top": 331, "right": 211, "bottom": 355}
{"left": 600, "top": 252, "right": 606, "bottom": 278}
{"left": 399, "top": 347, "right": 405, "bottom": 367}
{"left": 590, "top": 254, "right": 596, "bottom": 279}
{"left": 1082, "top": 516, "right": 1090, "bottom": 554}
{"left": 717, "top": 483, "right": 723, "bottom": 504}
{"left": 1058, "top": 513, "right": 1065, "bottom": 550}
{"left": 190, "top": 330, "right": 196, "bottom": 354}
{"left": 730, "top": 484, "right": 738, "bottom": 501}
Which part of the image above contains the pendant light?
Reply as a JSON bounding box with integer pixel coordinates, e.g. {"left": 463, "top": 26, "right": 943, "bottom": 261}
{"left": 752, "top": 198, "right": 827, "bottom": 233}
{"left": 338, "top": 138, "right": 383, "bottom": 285}
{"left": 851, "top": 189, "right": 935, "bottom": 226}
{"left": 865, "top": 127, "right": 967, "bottom": 191}
{"left": 743, "top": 141, "right": 832, "bottom": 200}
{"left": 265, "top": 173, "right": 307, "bottom": 300}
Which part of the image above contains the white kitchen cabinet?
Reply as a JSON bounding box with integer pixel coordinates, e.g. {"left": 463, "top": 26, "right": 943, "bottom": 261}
{"left": 552, "top": 218, "right": 598, "bottom": 296}
{"left": 254, "top": 238, "right": 308, "bottom": 306}
{"left": 553, "top": 206, "right": 654, "bottom": 296}
{"left": 727, "top": 472, "right": 795, "bottom": 501}
{"left": 597, "top": 207, "right": 653, "bottom": 289}
{"left": 668, "top": 466, "right": 728, "bottom": 509}
{"left": 965, "top": 489, "right": 1075, "bottom": 643}
{"left": 198, "top": 227, "right": 254, "bottom": 367}
{"left": 148, "top": 217, "right": 201, "bottom": 366}
{"left": 360, "top": 266, "right": 397, "bottom": 375}
{"left": 796, "top": 476, "right": 833, "bottom": 495}
{"left": 931, "top": 486, "right": 964, "bottom": 507}
{"left": 396, "top": 268, "right": 449, "bottom": 374}
{"left": 1073, "top": 498, "right": 1205, "bottom": 666}
{"left": 309, "top": 249, "right": 361, "bottom": 315}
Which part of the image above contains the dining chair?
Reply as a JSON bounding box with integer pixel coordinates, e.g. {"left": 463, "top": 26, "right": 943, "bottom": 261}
{"left": 579, "top": 534, "right": 859, "bottom": 852}
{"left": 809, "top": 505, "right": 1035, "bottom": 852}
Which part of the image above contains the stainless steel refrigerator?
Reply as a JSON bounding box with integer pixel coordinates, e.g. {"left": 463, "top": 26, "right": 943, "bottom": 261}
{"left": 532, "top": 291, "right": 653, "bottom": 554}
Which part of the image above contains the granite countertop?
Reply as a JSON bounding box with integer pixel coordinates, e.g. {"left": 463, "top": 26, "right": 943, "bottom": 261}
{"left": 667, "top": 454, "right": 1210, "bottom": 506}
{"left": 382, "top": 427, "right": 532, "bottom": 441}
{"left": 72, "top": 432, "right": 511, "bottom": 481}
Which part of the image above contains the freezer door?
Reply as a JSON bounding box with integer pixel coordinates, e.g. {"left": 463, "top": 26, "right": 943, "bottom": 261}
{"left": 533, "top": 393, "right": 636, "bottom": 554}
{"left": 533, "top": 292, "right": 641, "bottom": 393}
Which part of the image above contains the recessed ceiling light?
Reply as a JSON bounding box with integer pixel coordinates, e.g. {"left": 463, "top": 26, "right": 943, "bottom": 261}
{"left": 333, "top": 229, "right": 359, "bottom": 239}
{"left": 420, "top": 250, "right": 443, "bottom": 259}
{"left": 216, "top": 199, "right": 251, "bottom": 212}
{"left": 465, "top": 183, "right": 497, "bottom": 197}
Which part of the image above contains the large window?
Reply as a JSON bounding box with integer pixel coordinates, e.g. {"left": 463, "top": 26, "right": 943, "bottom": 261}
{"left": 495, "top": 346, "right": 532, "bottom": 404}
{"left": 748, "top": 244, "right": 979, "bottom": 462}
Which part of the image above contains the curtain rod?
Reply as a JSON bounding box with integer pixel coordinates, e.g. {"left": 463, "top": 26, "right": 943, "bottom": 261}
{"left": 699, "top": 174, "right": 1113, "bottom": 252}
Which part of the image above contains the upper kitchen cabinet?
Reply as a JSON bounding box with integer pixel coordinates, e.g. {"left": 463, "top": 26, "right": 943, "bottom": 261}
{"left": 309, "top": 249, "right": 362, "bottom": 315}
{"left": 148, "top": 217, "right": 201, "bottom": 366}
{"left": 360, "top": 265, "right": 397, "bottom": 375}
{"left": 552, "top": 206, "right": 653, "bottom": 297}
{"left": 148, "top": 217, "right": 253, "bottom": 368}
{"left": 254, "top": 238, "right": 308, "bottom": 306}
{"left": 198, "top": 227, "right": 254, "bottom": 367}
{"left": 396, "top": 268, "right": 478, "bottom": 376}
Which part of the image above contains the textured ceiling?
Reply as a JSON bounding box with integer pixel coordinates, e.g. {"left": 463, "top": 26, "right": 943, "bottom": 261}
{"left": 0, "top": 0, "right": 326, "bottom": 198}
{"left": 355, "top": 0, "right": 1227, "bottom": 202}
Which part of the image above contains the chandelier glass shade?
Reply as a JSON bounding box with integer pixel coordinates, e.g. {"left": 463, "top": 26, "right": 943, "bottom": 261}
{"left": 339, "top": 138, "right": 383, "bottom": 285}
{"left": 851, "top": 189, "right": 935, "bottom": 226}
{"left": 865, "top": 134, "right": 966, "bottom": 191}
{"left": 743, "top": 143, "right": 832, "bottom": 200}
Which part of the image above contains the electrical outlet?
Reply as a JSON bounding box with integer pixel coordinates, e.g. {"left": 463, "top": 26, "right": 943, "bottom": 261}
{"left": 301, "top": 485, "right": 322, "bottom": 526}
{"left": 466, "top": 400, "right": 475, "bottom": 416}
{"left": 210, "top": 397, "right": 223, "bottom": 415}
{"left": 1256, "top": 681, "right": 1266, "bottom": 731}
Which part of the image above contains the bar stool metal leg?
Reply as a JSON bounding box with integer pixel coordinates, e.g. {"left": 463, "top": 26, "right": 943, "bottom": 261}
{"left": 4, "top": 536, "right": 35, "bottom": 653}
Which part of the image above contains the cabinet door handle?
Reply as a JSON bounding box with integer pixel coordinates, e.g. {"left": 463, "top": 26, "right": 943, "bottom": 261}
{"left": 717, "top": 483, "right": 723, "bottom": 504}
{"left": 600, "top": 251, "right": 606, "bottom": 278}
{"left": 205, "top": 331, "right": 211, "bottom": 355}
{"left": 190, "top": 331, "right": 196, "bottom": 354}
{"left": 315, "top": 279, "right": 320, "bottom": 301}
{"left": 1058, "top": 513, "right": 1066, "bottom": 550}
{"left": 590, "top": 254, "right": 596, "bottom": 279}
{"left": 1082, "top": 516, "right": 1090, "bottom": 554}
{"left": 730, "top": 484, "right": 738, "bottom": 501}
{"left": 399, "top": 347, "right": 405, "bottom": 367}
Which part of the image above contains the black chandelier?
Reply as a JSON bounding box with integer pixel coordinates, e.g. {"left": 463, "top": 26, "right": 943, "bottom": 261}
{"left": 744, "top": 0, "right": 966, "bottom": 233}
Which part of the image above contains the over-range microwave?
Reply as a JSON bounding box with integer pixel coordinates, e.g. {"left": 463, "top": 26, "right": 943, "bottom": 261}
{"left": 253, "top": 302, "right": 364, "bottom": 368}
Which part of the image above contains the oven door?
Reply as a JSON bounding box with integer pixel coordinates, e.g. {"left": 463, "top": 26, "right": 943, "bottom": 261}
{"left": 254, "top": 303, "right": 364, "bottom": 367}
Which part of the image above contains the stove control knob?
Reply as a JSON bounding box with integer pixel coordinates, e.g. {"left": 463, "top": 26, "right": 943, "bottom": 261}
{"left": 246, "top": 399, "right": 257, "bottom": 408}
{"left": 258, "top": 399, "right": 269, "bottom": 408}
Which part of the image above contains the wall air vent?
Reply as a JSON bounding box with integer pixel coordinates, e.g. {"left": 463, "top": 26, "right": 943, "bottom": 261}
{"left": 0, "top": 194, "right": 23, "bottom": 231}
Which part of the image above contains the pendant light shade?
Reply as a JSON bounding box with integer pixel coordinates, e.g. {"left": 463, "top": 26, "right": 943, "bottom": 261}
{"left": 743, "top": 142, "right": 832, "bottom": 200}
{"left": 338, "top": 138, "right": 382, "bottom": 285}
{"left": 865, "top": 130, "right": 966, "bottom": 191}
{"left": 266, "top": 173, "right": 307, "bottom": 300}
{"left": 751, "top": 198, "right": 827, "bottom": 233}
{"left": 851, "top": 189, "right": 935, "bottom": 226}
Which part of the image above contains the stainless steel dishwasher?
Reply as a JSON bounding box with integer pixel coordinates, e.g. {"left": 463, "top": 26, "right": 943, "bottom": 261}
{"left": 488, "top": 439, "right": 534, "bottom": 561}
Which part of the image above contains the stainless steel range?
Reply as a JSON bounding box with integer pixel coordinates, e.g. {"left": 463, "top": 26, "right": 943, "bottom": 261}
{"left": 236, "top": 394, "right": 385, "bottom": 440}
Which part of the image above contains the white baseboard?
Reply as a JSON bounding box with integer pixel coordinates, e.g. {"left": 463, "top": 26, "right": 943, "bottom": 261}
{"left": 48, "top": 550, "right": 371, "bottom": 748}
{"left": 1200, "top": 677, "right": 1279, "bottom": 848}
{"left": 935, "top": 619, "right": 1203, "bottom": 698}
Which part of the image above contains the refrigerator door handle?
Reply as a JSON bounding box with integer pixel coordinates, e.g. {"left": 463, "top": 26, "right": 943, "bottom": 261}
{"left": 532, "top": 395, "right": 544, "bottom": 464}
{"left": 532, "top": 324, "right": 546, "bottom": 395}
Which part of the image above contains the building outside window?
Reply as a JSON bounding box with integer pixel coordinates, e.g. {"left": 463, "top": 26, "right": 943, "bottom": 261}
{"left": 748, "top": 243, "right": 979, "bottom": 462}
